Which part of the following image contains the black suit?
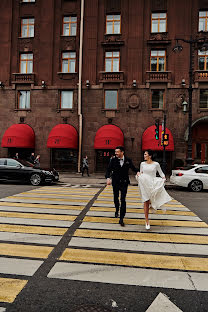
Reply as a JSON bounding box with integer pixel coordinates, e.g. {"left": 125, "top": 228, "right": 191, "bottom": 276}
{"left": 105, "top": 156, "right": 138, "bottom": 219}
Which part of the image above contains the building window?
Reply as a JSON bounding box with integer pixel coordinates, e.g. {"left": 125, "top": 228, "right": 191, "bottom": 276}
{"left": 22, "top": 0, "right": 35, "bottom": 2}
{"left": 21, "top": 18, "right": 34, "bottom": 37}
{"left": 60, "top": 91, "right": 73, "bottom": 109}
{"left": 63, "top": 16, "right": 77, "bottom": 36}
{"left": 18, "top": 91, "right": 30, "bottom": 109}
{"left": 20, "top": 53, "right": 33, "bottom": 73}
{"left": 150, "top": 50, "right": 166, "bottom": 71}
{"left": 106, "top": 15, "right": 121, "bottom": 34}
{"left": 151, "top": 90, "right": 164, "bottom": 109}
{"left": 200, "top": 90, "right": 208, "bottom": 108}
{"left": 62, "top": 52, "right": 76, "bottom": 73}
{"left": 151, "top": 12, "right": 167, "bottom": 33}
{"left": 105, "top": 51, "right": 120, "bottom": 72}
{"left": 104, "top": 90, "right": 118, "bottom": 109}
{"left": 199, "top": 11, "right": 208, "bottom": 31}
{"left": 198, "top": 50, "right": 208, "bottom": 70}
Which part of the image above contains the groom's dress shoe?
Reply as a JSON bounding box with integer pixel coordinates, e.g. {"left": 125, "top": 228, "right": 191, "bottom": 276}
{"left": 119, "top": 219, "right": 124, "bottom": 227}
{"left": 115, "top": 211, "right": 119, "bottom": 218}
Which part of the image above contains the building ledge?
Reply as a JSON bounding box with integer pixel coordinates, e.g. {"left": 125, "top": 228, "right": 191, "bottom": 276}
{"left": 99, "top": 71, "right": 124, "bottom": 83}
{"left": 194, "top": 70, "right": 208, "bottom": 82}
{"left": 146, "top": 71, "right": 172, "bottom": 82}
{"left": 57, "top": 72, "right": 78, "bottom": 80}
{"left": 12, "top": 73, "right": 35, "bottom": 84}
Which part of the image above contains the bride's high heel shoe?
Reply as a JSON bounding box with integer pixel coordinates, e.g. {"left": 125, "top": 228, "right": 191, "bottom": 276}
{"left": 145, "top": 222, "right": 150, "bottom": 230}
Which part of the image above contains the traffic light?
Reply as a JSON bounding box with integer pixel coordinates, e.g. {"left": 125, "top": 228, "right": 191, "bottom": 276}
{"left": 163, "top": 133, "right": 169, "bottom": 146}
{"left": 155, "top": 120, "right": 159, "bottom": 140}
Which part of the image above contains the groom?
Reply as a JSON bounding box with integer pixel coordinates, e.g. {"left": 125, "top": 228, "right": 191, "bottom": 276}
{"left": 105, "top": 146, "right": 139, "bottom": 226}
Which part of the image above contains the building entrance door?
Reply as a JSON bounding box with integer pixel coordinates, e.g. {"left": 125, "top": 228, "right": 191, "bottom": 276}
{"left": 51, "top": 149, "right": 77, "bottom": 171}
{"left": 192, "top": 122, "right": 208, "bottom": 164}
{"left": 96, "top": 149, "right": 115, "bottom": 172}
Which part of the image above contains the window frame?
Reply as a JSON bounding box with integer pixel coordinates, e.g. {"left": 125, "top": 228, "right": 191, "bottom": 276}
{"left": 151, "top": 89, "right": 165, "bottom": 110}
{"left": 104, "top": 90, "right": 118, "bottom": 110}
{"left": 199, "top": 11, "right": 208, "bottom": 32}
{"left": 17, "top": 90, "right": 31, "bottom": 110}
{"left": 150, "top": 50, "right": 166, "bottom": 71}
{"left": 61, "top": 51, "right": 76, "bottom": 73}
{"left": 60, "top": 90, "right": 74, "bottom": 110}
{"left": 105, "top": 51, "right": 120, "bottom": 72}
{"left": 151, "top": 12, "right": 167, "bottom": 33}
{"left": 21, "top": 18, "right": 35, "bottom": 38}
{"left": 106, "top": 14, "right": 121, "bottom": 34}
{"left": 62, "top": 16, "right": 77, "bottom": 36}
{"left": 19, "top": 53, "right": 33, "bottom": 73}
{"left": 199, "top": 89, "right": 208, "bottom": 109}
{"left": 198, "top": 50, "right": 208, "bottom": 70}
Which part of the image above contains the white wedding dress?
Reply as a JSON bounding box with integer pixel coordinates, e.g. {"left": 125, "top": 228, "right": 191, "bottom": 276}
{"left": 135, "top": 161, "right": 172, "bottom": 210}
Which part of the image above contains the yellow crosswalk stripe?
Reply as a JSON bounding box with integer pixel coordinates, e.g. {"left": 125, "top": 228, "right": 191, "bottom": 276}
{"left": 83, "top": 216, "right": 208, "bottom": 228}
{"left": 5, "top": 196, "right": 88, "bottom": 203}
{"left": 0, "top": 202, "right": 83, "bottom": 210}
{"left": 74, "top": 229, "right": 208, "bottom": 244}
{"left": 0, "top": 278, "right": 28, "bottom": 303}
{"left": 0, "top": 211, "right": 76, "bottom": 221}
{"left": 94, "top": 201, "right": 185, "bottom": 207}
{"left": 20, "top": 192, "right": 93, "bottom": 198}
{"left": 90, "top": 206, "right": 196, "bottom": 216}
{"left": 0, "top": 243, "right": 53, "bottom": 259}
{"left": 0, "top": 224, "right": 67, "bottom": 235}
{"left": 60, "top": 248, "right": 208, "bottom": 272}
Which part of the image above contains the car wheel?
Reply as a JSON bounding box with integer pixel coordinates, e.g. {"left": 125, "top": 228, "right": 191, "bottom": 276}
{"left": 189, "top": 180, "right": 203, "bottom": 192}
{"left": 30, "top": 174, "right": 41, "bottom": 186}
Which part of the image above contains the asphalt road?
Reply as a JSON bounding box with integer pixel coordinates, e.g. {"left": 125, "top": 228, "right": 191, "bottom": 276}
{"left": 0, "top": 183, "right": 207, "bottom": 312}
{"left": 168, "top": 188, "right": 208, "bottom": 224}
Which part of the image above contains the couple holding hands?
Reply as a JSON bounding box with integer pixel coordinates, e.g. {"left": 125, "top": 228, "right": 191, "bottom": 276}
{"left": 105, "top": 146, "right": 171, "bottom": 229}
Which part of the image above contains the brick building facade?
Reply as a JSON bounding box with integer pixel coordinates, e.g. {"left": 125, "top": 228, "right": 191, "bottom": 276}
{"left": 0, "top": 0, "right": 208, "bottom": 173}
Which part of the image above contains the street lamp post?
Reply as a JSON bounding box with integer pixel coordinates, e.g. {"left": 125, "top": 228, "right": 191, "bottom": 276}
{"left": 173, "top": 36, "right": 208, "bottom": 165}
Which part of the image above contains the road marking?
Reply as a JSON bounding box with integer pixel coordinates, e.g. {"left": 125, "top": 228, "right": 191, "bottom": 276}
{"left": 0, "top": 257, "right": 43, "bottom": 276}
{"left": 48, "top": 262, "right": 208, "bottom": 291}
{"left": 0, "top": 224, "right": 67, "bottom": 235}
{"left": 0, "top": 243, "right": 53, "bottom": 259}
{"left": 0, "top": 206, "right": 82, "bottom": 216}
{"left": 90, "top": 206, "right": 196, "bottom": 216}
{"left": 74, "top": 229, "right": 208, "bottom": 244}
{"left": 2, "top": 196, "right": 89, "bottom": 203}
{"left": 146, "top": 292, "right": 182, "bottom": 312}
{"left": 0, "top": 217, "right": 73, "bottom": 228}
{"left": 83, "top": 216, "right": 208, "bottom": 228}
{"left": 0, "top": 211, "right": 76, "bottom": 221}
{"left": 19, "top": 192, "right": 94, "bottom": 199}
{"left": 60, "top": 248, "right": 208, "bottom": 271}
{"left": 0, "top": 232, "right": 61, "bottom": 245}
{"left": 93, "top": 201, "right": 185, "bottom": 207}
{"left": 0, "top": 202, "right": 84, "bottom": 210}
{"left": 0, "top": 278, "right": 28, "bottom": 303}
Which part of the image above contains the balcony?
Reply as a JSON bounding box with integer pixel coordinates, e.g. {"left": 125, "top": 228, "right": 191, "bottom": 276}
{"left": 146, "top": 71, "right": 172, "bottom": 83}
{"left": 99, "top": 71, "right": 124, "bottom": 83}
{"left": 12, "top": 73, "right": 35, "bottom": 84}
{"left": 194, "top": 70, "right": 208, "bottom": 82}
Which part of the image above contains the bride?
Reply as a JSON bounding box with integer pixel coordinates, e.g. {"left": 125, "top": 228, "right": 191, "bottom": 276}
{"left": 136, "top": 149, "right": 172, "bottom": 230}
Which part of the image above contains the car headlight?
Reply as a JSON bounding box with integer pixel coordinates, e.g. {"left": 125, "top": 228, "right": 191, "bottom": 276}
{"left": 42, "top": 170, "right": 52, "bottom": 175}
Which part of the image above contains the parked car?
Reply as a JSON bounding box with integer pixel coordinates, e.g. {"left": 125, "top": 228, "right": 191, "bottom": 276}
{"left": 170, "top": 164, "right": 208, "bottom": 192}
{"left": 0, "top": 158, "right": 59, "bottom": 186}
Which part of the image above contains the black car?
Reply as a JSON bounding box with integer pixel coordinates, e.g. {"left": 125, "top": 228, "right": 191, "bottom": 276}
{"left": 0, "top": 158, "right": 59, "bottom": 186}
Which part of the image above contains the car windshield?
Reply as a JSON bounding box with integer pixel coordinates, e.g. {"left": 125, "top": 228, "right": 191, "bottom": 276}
{"left": 17, "top": 159, "right": 34, "bottom": 167}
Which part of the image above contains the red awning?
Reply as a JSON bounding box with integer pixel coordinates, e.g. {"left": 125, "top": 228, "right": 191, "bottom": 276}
{"left": 47, "top": 124, "right": 78, "bottom": 149}
{"left": 1, "top": 124, "right": 35, "bottom": 148}
{"left": 94, "top": 125, "right": 124, "bottom": 149}
{"left": 142, "top": 125, "right": 174, "bottom": 151}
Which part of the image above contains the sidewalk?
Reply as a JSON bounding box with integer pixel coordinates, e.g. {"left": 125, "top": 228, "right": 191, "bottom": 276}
{"left": 58, "top": 172, "right": 176, "bottom": 188}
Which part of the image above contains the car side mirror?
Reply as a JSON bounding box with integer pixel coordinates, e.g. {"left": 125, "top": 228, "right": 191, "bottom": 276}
{"left": 16, "top": 164, "right": 22, "bottom": 169}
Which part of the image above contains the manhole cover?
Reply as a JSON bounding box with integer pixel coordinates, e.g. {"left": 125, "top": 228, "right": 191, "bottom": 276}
{"left": 72, "top": 304, "right": 111, "bottom": 312}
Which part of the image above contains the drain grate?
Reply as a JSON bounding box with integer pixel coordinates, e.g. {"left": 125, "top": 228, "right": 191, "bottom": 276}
{"left": 72, "top": 304, "right": 111, "bottom": 312}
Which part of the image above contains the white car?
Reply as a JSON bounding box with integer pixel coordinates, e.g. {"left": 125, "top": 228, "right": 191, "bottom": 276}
{"left": 170, "top": 164, "right": 208, "bottom": 192}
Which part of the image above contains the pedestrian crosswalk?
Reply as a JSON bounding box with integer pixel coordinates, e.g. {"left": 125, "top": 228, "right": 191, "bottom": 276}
{"left": 0, "top": 186, "right": 98, "bottom": 308}
{"left": 48, "top": 185, "right": 208, "bottom": 292}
